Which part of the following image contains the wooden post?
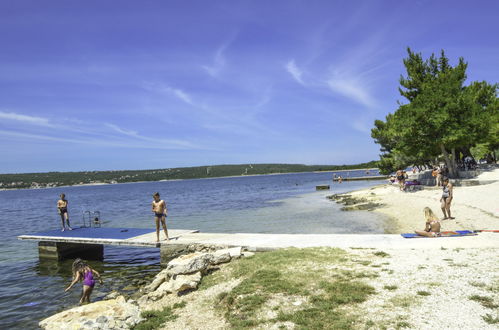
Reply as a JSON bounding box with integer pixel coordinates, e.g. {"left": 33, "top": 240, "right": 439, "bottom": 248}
{"left": 38, "top": 241, "right": 104, "bottom": 261}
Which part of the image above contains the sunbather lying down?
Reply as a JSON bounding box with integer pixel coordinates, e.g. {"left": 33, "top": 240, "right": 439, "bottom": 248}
{"left": 415, "top": 207, "right": 441, "bottom": 237}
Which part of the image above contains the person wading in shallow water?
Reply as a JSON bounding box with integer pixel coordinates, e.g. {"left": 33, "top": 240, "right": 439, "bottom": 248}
{"left": 152, "top": 192, "right": 169, "bottom": 242}
{"left": 441, "top": 178, "right": 454, "bottom": 220}
{"left": 57, "top": 193, "right": 72, "bottom": 231}
{"left": 65, "top": 259, "right": 102, "bottom": 305}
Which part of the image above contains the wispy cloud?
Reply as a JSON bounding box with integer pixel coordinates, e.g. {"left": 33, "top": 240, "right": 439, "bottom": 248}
{"left": 0, "top": 111, "right": 53, "bottom": 126}
{"left": 327, "top": 76, "right": 376, "bottom": 108}
{"left": 202, "top": 33, "right": 237, "bottom": 78}
{"left": 285, "top": 60, "right": 305, "bottom": 85}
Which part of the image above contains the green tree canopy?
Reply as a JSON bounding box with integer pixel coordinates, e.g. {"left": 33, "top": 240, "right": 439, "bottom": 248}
{"left": 372, "top": 48, "right": 498, "bottom": 176}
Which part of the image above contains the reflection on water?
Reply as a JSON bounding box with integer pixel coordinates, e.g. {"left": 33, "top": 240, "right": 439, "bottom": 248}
{"left": 0, "top": 170, "right": 384, "bottom": 328}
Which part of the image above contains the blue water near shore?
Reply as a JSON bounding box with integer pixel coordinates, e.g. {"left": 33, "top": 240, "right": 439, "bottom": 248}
{"left": 0, "top": 170, "right": 386, "bottom": 328}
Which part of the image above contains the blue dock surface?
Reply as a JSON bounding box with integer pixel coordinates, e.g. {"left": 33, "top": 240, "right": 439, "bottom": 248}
{"left": 24, "top": 227, "right": 154, "bottom": 240}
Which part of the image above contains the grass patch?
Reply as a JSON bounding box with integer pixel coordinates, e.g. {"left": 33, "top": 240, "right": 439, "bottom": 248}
{"left": 276, "top": 281, "right": 375, "bottom": 329}
{"left": 469, "top": 281, "right": 486, "bottom": 288}
{"left": 469, "top": 295, "right": 499, "bottom": 309}
{"left": 383, "top": 285, "right": 398, "bottom": 291}
{"left": 212, "top": 248, "right": 376, "bottom": 329}
{"left": 389, "top": 295, "right": 416, "bottom": 308}
{"left": 482, "top": 313, "right": 499, "bottom": 324}
{"left": 396, "top": 321, "right": 412, "bottom": 328}
{"left": 417, "top": 290, "right": 431, "bottom": 296}
{"left": 373, "top": 251, "right": 390, "bottom": 258}
{"left": 425, "top": 282, "right": 442, "bottom": 287}
{"left": 132, "top": 301, "right": 186, "bottom": 330}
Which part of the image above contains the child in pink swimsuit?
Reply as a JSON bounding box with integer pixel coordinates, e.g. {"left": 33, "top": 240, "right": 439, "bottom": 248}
{"left": 65, "top": 259, "right": 103, "bottom": 304}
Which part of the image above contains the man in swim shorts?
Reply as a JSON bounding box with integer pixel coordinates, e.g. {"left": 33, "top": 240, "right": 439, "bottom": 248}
{"left": 57, "top": 193, "right": 72, "bottom": 231}
{"left": 152, "top": 192, "right": 169, "bottom": 242}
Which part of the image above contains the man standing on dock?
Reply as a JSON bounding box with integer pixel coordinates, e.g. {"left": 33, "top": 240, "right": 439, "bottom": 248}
{"left": 57, "top": 193, "right": 72, "bottom": 231}
{"left": 152, "top": 192, "right": 169, "bottom": 242}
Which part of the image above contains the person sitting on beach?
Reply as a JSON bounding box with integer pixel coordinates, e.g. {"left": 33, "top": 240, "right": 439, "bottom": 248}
{"left": 152, "top": 192, "right": 169, "bottom": 242}
{"left": 415, "top": 207, "right": 441, "bottom": 237}
{"left": 57, "top": 193, "right": 72, "bottom": 231}
{"left": 441, "top": 178, "right": 454, "bottom": 220}
{"left": 65, "top": 258, "right": 102, "bottom": 304}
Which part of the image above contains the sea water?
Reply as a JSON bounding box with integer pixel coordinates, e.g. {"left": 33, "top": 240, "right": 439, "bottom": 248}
{"left": 0, "top": 170, "right": 386, "bottom": 328}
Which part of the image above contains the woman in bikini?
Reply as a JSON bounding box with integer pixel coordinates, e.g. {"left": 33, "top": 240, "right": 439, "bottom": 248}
{"left": 415, "top": 207, "right": 441, "bottom": 237}
{"left": 441, "top": 178, "right": 454, "bottom": 219}
{"left": 65, "top": 259, "right": 103, "bottom": 304}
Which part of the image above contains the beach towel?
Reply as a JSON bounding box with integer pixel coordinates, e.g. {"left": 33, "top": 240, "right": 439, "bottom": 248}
{"left": 401, "top": 230, "right": 477, "bottom": 238}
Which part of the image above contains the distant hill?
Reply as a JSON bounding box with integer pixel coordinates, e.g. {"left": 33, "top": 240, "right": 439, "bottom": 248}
{"left": 0, "top": 161, "right": 378, "bottom": 189}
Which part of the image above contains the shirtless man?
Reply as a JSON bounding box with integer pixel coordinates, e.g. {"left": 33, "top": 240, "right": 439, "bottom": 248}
{"left": 152, "top": 192, "right": 169, "bottom": 242}
{"left": 57, "top": 193, "right": 72, "bottom": 231}
{"left": 441, "top": 178, "right": 454, "bottom": 219}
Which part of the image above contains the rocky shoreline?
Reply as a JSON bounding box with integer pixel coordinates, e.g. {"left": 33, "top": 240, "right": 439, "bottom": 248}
{"left": 39, "top": 245, "right": 252, "bottom": 330}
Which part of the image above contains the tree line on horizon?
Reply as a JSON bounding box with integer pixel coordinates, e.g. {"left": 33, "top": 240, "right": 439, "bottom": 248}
{"left": 372, "top": 48, "right": 498, "bottom": 177}
{"left": 0, "top": 162, "right": 378, "bottom": 189}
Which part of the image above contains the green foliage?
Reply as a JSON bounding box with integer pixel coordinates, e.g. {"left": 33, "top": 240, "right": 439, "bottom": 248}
{"left": 469, "top": 295, "right": 499, "bottom": 309}
{"left": 482, "top": 313, "right": 499, "bottom": 324}
{"left": 372, "top": 48, "right": 498, "bottom": 175}
{"left": 416, "top": 291, "right": 431, "bottom": 296}
{"left": 207, "top": 248, "right": 376, "bottom": 329}
{"left": 0, "top": 162, "right": 379, "bottom": 189}
{"left": 132, "top": 301, "right": 186, "bottom": 330}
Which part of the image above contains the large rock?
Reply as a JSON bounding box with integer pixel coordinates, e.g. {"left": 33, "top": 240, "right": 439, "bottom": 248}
{"left": 168, "top": 272, "right": 202, "bottom": 292}
{"left": 143, "top": 268, "right": 169, "bottom": 293}
{"left": 166, "top": 252, "right": 213, "bottom": 275}
{"left": 39, "top": 296, "right": 142, "bottom": 330}
{"left": 148, "top": 272, "right": 202, "bottom": 301}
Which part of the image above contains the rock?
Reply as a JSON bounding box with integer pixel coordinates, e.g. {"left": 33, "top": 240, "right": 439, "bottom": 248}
{"left": 242, "top": 251, "right": 255, "bottom": 258}
{"left": 105, "top": 291, "right": 120, "bottom": 300}
{"left": 227, "top": 246, "right": 242, "bottom": 258}
{"left": 211, "top": 250, "right": 231, "bottom": 265}
{"left": 39, "top": 295, "right": 143, "bottom": 330}
{"left": 166, "top": 252, "right": 213, "bottom": 275}
{"left": 169, "top": 272, "right": 202, "bottom": 292}
{"left": 143, "top": 269, "right": 169, "bottom": 292}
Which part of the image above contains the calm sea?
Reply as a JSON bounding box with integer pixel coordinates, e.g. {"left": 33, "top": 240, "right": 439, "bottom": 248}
{"left": 0, "top": 170, "right": 386, "bottom": 329}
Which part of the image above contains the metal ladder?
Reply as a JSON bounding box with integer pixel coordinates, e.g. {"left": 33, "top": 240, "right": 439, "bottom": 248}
{"left": 82, "top": 211, "right": 102, "bottom": 228}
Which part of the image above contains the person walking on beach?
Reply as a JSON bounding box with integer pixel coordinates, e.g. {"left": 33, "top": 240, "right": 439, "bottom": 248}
{"left": 441, "top": 178, "right": 454, "bottom": 219}
{"left": 396, "top": 169, "right": 405, "bottom": 191}
{"left": 152, "top": 192, "right": 169, "bottom": 242}
{"left": 415, "top": 207, "right": 441, "bottom": 237}
{"left": 436, "top": 167, "right": 443, "bottom": 187}
{"left": 57, "top": 193, "right": 72, "bottom": 231}
{"left": 65, "top": 259, "right": 102, "bottom": 305}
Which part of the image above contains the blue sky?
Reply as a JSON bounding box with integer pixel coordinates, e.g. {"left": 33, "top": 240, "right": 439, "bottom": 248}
{"left": 1, "top": 0, "right": 498, "bottom": 173}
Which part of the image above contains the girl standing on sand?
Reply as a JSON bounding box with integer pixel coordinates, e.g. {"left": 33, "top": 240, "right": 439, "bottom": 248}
{"left": 441, "top": 178, "right": 454, "bottom": 219}
{"left": 415, "top": 207, "right": 441, "bottom": 237}
{"left": 65, "top": 259, "right": 103, "bottom": 304}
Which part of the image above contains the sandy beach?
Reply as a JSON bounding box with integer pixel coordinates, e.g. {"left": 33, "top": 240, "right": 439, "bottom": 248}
{"left": 334, "top": 168, "right": 499, "bottom": 234}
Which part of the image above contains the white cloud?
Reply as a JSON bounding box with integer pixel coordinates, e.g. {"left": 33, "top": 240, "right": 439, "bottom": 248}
{"left": 327, "top": 77, "right": 376, "bottom": 108}
{"left": 202, "top": 45, "right": 227, "bottom": 77}
{"left": 0, "top": 111, "right": 52, "bottom": 126}
{"left": 285, "top": 60, "right": 305, "bottom": 85}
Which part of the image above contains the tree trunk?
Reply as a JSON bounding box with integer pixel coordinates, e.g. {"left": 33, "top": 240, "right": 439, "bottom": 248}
{"left": 440, "top": 144, "right": 458, "bottom": 178}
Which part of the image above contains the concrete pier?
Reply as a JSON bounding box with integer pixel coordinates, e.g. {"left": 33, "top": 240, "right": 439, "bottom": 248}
{"left": 19, "top": 227, "right": 498, "bottom": 264}
{"left": 38, "top": 241, "right": 104, "bottom": 260}
{"left": 333, "top": 175, "right": 388, "bottom": 181}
